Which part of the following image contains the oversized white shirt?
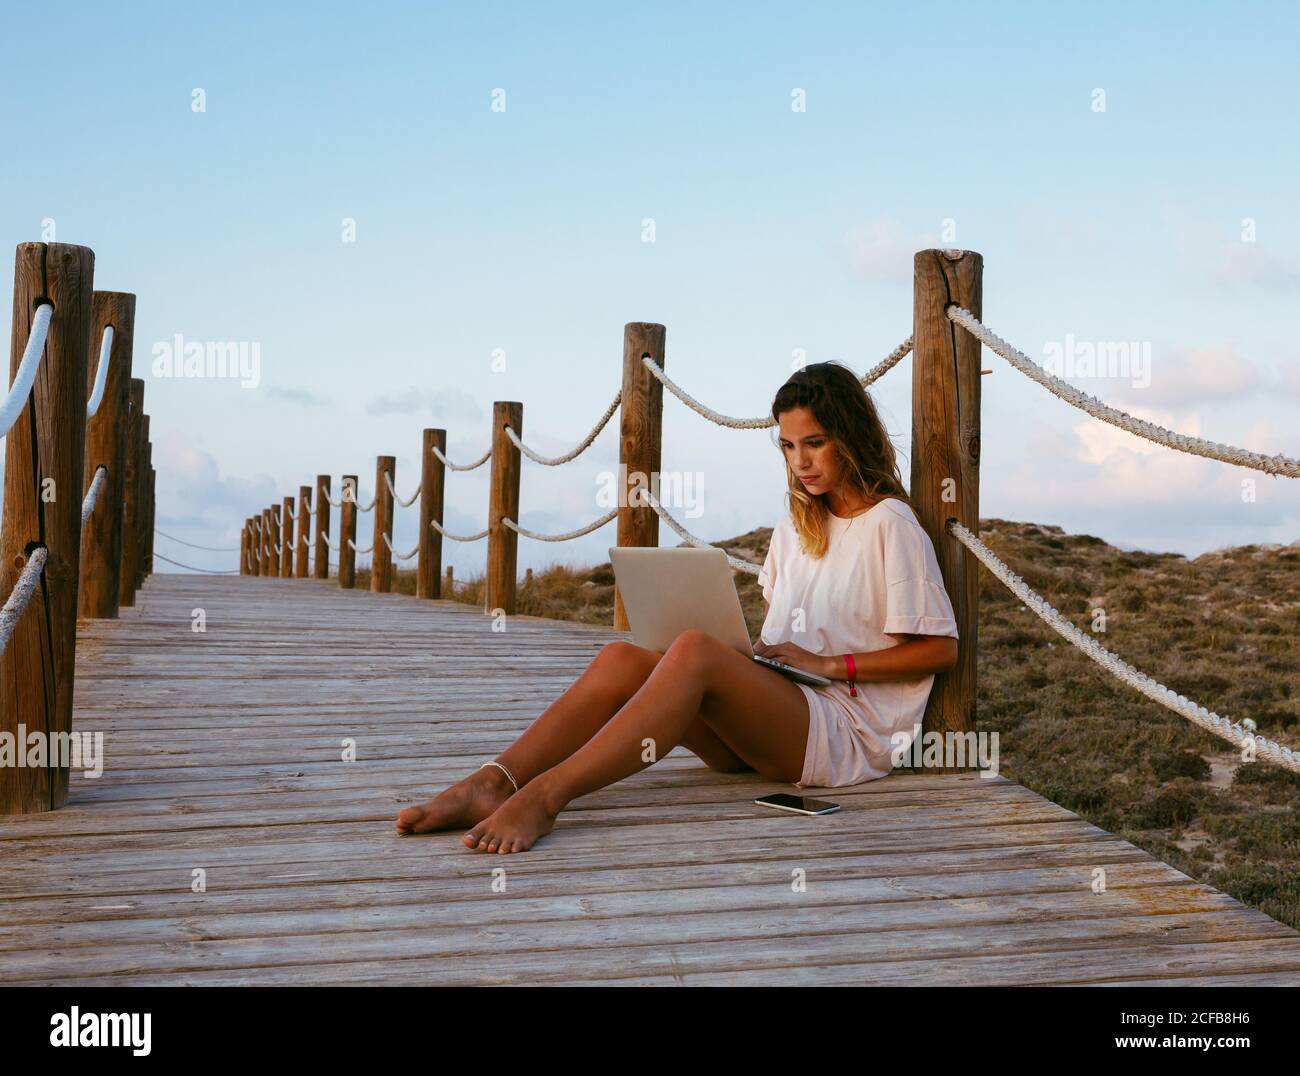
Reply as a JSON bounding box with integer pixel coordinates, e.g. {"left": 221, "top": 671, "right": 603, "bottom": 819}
{"left": 757, "top": 497, "right": 959, "bottom": 778}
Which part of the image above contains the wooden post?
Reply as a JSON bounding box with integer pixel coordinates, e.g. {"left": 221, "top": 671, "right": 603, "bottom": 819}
{"left": 295, "top": 485, "right": 311, "bottom": 577}
{"left": 78, "top": 292, "right": 135, "bottom": 617}
{"left": 417, "top": 429, "right": 445, "bottom": 599}
{"left": 614, "top": 322, "right": 666, "bottom": 631}
{"left": 280, "top": 496, "right": 294, "bottom": 578}
{"left": 134, "top": 417, "right": 150, "bottom": 589}
{"left": 261, "top": 508, "right": 273, "bottom": 575}
{"left": 146, "top": 465, "right": 155, "bottom": 577}
{"left": 0, "top": 241, "right": 95, "bottom": 814}
{"left": 249, "top": 515, "right": 261, "bottom": 575}
{"left": 339, "top": 475, "right": 358, "bottom": 588}
{"left": 267, "top": 504, "right": 281, "bottom": 577}
{"left": 241, "top": 522, "right": 251, "bottom": 575}
{"left": 445, "top": 565, "right": 453, "bottom": 595}
{"left": 486, "top": 402, "right": 521, "bottom": 615}
{"left": 371, "top": 456, "right": 395, "bottom": 593}
{"left": 313, "top": 475, "right": 330, "bottom": 579}
{"left": 912, "top": 248, "right": 982, "bottom": 750}
{"left": 117, "top": 380, "right": 144, "bottom": 607}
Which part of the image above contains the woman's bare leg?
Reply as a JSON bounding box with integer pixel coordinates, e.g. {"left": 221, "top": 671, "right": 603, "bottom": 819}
{"left": 395, "top": 640, "right": 748, "bottom": 833}
{"left": 463, "top": 629, "right": 810, "bottom": 853}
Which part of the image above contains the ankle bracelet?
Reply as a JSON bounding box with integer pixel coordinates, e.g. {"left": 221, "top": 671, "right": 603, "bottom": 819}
{"left": 480, "top": 760, "right": 519, "bottom": 793}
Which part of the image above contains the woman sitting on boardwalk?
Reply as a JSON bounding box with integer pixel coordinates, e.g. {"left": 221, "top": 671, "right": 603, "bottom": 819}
{"left": 396, "top": 361, "right": 960, "bottom": 853}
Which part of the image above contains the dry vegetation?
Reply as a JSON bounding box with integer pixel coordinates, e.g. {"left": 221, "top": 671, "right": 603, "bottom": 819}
{"left": 360, "top": 520, "right": 1300, "bottom": 928}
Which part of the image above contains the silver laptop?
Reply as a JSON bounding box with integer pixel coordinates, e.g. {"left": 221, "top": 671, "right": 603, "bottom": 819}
{"left": 607, "top": 545, "right": 833, "bottom": 687}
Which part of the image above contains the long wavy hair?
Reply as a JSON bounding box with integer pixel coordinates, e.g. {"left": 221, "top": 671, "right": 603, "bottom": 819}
{"left": 770, "top": 361, "right": 912, "bottom": 558}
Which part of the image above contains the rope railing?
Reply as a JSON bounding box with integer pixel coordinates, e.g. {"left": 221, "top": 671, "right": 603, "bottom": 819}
{"left": 431, "top": 519, "right": 489, "bottom": 543}
{"left": 85, "top": 325, "right": 113, "bottom": 418}
{"left": 153, "top": 551, "right": 240, "bottom": 575}
{"left": 641, "top": 336, "right": 912, "bottom": 430}
{"left": 433, "top": 445, "right": 491, "bottom": 472}
{"left": 156, "top": 528, "right": 240, "bottom": 553}
{"left": 80, "top": 465, "right": 107, "bottom": 529}
{"left": 0, "top": 302, "right": 53, "bottom": 440}
{"left": 503, "top": 390, "right": 621, "bottom": 466}
{"left": 502, "top": 508, "right": 618, "bottom": 543}
{"left": 381, "top": 532, "right": 420, "bottom": 560}
{"left": 383, "top": 471, "right": 420, "bottom": 508}
{"left": 946, "top": 307, "right": 1300, "bottom": 479}
{"left": 347, "top": 538, "right": 374, "bottom": 555}
{"left": 0, "top": 547, "right": 48, "bottom": 657}
{"left": 640, "top": 489, "right": 761, "bottom": 576}
{"left": 947, "top": 519, "right": 1300, "bottom": 774}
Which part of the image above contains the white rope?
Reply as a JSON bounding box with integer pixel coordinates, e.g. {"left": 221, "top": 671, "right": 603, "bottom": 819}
{"left": 430, "top": 519, "right": 488, "bottom": 542}
{"left": 639, "top": 490, "right": 760, "bottom": 575}
{"left": 383, "top": 471, "right": 420, "bottom": 508}
{"left": 947, "top": 519, "right": 1300, "bottom": 774}
{"left": 503, "top": 509, "right": 618, "bottom": 542}
{"left": 353, "top": 492, "right": 376, "bottom": 513}
{"left": 321, "top": 488, "right": 346, "bottom": 508}
{"left": 0, "top": 303, "right": 53, "bottom": 440}
{"left": 381, "top": 532, "right": 420, "bottom": 560}
{"left": 0, "top": 546, "right": 48, "bottom": 656}
{"left": 641, "top": 337, "right": 912, "bottom": 430}
{"left": 433, "top": 445, "right": 491, "bottom": 472}
{"left": 85, "top": 325, "right": 113, "bottom": 418}
{"left": 503, "top": 390, "right": 621, "bottom": 466}
{"left": 321, "top": 483, "right": 374, "bottom": 511}
{"left": 347, "top": 538, "right": 373, "bottom": 555}
{"left": 947, "top": 307, "right": 1300, "bottom": 478}
{"left": 80, "top": 465, "right": 107, "bottom": 528}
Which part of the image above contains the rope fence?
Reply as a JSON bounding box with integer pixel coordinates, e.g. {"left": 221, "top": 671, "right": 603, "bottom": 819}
{"left": 238, "top": 248, "right": 1299, "bottom": 778}
{"left": 0, "top": 302, "right": 53, "bottom": 439}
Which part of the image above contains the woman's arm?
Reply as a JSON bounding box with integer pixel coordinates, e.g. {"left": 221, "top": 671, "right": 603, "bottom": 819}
{"left": 755, "top": 633, "right": 957, "bottom": 683}
{"left": 827, "top": 634, "right": 957, "bottom": 682}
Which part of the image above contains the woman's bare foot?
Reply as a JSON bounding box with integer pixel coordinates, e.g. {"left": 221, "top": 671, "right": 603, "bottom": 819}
{"left": 462, "top": 780, "right": 562, "bottom": 854}
{"left": 395, "top": 765, "right": 514, "bottom": 835}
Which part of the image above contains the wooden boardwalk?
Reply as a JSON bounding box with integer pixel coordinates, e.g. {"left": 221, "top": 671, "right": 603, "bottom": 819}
{"left": 2, "top": 574, "right": 1299, "bottom": 986}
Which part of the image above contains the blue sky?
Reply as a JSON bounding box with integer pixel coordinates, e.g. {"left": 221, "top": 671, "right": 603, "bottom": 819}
{"left": 2, "top": 1, "right": 1298, "bottom": 574}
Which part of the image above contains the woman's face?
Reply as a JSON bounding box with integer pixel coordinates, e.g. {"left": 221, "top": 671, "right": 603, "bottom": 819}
{"left": 777, "top": 406, "right": 841, "bottom": 497}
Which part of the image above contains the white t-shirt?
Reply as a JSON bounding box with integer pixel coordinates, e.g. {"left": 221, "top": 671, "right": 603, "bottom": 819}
{"left": 757, "top": 497, "right": 959, "bottom": 784}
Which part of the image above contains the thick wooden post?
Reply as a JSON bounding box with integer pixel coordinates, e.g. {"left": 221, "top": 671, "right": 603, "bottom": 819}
{"left": 339, "top": 475, "right": 358, "bottom": 588}
{"left": 117, "top": 380, "right": 144, "bottom": 607}
{"left": 486, "top": 402, "right": 521, "bottom": 615}
{"left": 0, "top": 242, "right": 95, "bottom": 814}
{"left": 912, "top": 248, "right": 982, "bottom": 749}
{"left": 134, "top": 417, "right": 150, "bottom": 589}
{"left": 267, "top": 504, "right": 281, "bottom": 577}
{"left": 249, "top": 516, "right": 261, "bottom": 575}
{"left": 417, "top": 429, "right": 445, "bottom": 599}
{"left": 145, "top": 464, "right": 155, "bottom": 577}
{"left": 371, "top": 456, "right": 395, "bottom": 593}
{"left": 78, "top": 292, "right": 135, "bottom": 617}
{"left": 261, "top": 508, "right": 273, "bottom": 574}
{"left": 313, "top": 475, "right": 330, "bottom": 579}
{"left": 280, "top": 496, "right": 294, "bottom": 578}
{"left": 295, "top": 485, "right": 311, "bottom": 578}
{"left": 614, "top": 322, "right": 666, "bottom": 631}
{"left": 240, "top": 522, "right": 249, "bottom": 575}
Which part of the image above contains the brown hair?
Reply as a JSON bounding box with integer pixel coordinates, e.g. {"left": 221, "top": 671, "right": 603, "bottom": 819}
{"left": 770, "top": 361, "right": 912, "bottom": 558}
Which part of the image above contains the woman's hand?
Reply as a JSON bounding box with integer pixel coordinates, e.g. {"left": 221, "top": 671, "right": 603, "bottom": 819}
{"left": 753, "top": 639, "right": 832, "bottom": 679}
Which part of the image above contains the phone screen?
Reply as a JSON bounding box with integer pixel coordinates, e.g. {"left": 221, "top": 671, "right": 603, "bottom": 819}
{"left": 755, "top": 793, "right": 840, "bottom": 814}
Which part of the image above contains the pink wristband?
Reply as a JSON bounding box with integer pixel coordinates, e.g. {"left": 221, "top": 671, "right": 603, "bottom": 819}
{"left": 844, "top": 654, "right": 857, "bottom": 697}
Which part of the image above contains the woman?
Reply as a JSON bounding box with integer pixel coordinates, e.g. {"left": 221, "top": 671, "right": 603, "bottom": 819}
{"left": 395, "top": 361, "right": 959, "bottom": 853}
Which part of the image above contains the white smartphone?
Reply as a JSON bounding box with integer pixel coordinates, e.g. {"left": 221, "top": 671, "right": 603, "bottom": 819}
{"left": 754, "top": 793, "right": 841, "bottom": 816}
